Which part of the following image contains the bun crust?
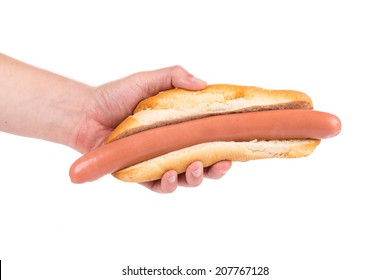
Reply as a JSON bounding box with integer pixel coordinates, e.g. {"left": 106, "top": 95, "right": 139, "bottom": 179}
{"left": 113, "top": 140, "right": 320, "bottom": 182}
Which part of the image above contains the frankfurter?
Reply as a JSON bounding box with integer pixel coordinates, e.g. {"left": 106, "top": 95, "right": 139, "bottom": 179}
{"left": 69, "top": 84, "right": 341, "bottom": 183}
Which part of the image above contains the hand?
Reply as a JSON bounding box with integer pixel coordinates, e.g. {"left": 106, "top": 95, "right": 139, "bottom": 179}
{"left": 0, "top": 54, "right": 231, "bottom": 192}
{"left": 76, "top": 66, "right": 232, "bottom": 193}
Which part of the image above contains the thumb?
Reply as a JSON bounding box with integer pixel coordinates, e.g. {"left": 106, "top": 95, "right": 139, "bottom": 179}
{"left": 130, "top": 65, "right": 207, "bottom": 100}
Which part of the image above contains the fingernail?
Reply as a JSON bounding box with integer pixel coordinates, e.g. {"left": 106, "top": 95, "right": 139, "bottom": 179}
{"left": 221, "top": 170, "right": 228, "bottom": 175}
{"left": 167, "top": 175, "right": 176, "bottom": 184}
{"left": 191, "top": 168, "right": 202, "bottom": 178}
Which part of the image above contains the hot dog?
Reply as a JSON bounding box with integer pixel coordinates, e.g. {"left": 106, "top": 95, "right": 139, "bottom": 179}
{"left": 69, "top": 84, "right": 341, "bottom": 183}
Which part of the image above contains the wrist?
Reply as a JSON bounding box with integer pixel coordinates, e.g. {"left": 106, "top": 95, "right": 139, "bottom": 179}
{"left": 47, "top": 82, "right": 95, "bottom": 152}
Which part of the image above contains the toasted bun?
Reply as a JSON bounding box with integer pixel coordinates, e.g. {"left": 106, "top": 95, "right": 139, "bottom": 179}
{"left": 107, "top": 84, "right": 318, "bottom": 182}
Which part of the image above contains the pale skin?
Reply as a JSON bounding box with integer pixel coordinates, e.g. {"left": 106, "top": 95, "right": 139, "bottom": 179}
{"left": 0, "top": 53, "right": 232, "bottom": 193}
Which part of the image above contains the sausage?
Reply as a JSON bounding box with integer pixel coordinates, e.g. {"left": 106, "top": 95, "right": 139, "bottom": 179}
{"left": 69, "top": 109, "right": 341, "bottom": 183}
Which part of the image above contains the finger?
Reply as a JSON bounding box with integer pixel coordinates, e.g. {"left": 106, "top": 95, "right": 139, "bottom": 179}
{"left": 132, "top": 65, "right": 207, "bottom": 100}
{"left": 204, "top": 160, "right": 232, "bottom": 179}
{"left": 177, "top": 161, "right": 204, "bottom": 187}
{"left": 140, "top": 170, "right": 178, "bottom": 194}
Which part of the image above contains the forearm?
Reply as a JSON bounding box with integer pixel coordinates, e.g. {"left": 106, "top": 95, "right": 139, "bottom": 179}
{"left": 0, "top": 53, "right": 93, "bottom": 149}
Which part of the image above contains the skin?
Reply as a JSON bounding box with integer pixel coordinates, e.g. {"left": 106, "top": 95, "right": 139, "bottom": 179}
{"left": 0, "top": 53, "right": 232, "bottom": 193}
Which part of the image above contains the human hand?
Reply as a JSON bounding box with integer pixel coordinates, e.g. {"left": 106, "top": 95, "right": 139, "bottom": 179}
{"left": 75, "top": 66, "right": 232, "bottom": 193}
{"left": 0, "top": 54, "right": 231, "bottom": 191}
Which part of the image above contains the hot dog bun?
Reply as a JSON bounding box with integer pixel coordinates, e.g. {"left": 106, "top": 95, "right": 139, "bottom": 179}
{"left": 106, "top": 84, "right": 323, "bottom": 183}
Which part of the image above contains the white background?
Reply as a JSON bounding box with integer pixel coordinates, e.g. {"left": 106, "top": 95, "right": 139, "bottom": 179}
{"left": 0, "top": 0, "right": 389, "bottom": 279}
